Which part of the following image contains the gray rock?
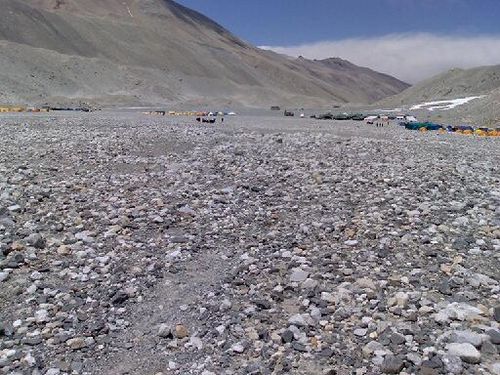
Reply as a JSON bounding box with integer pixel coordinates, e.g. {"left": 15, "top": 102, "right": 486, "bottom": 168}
{"left": 446, "top": 343, "right": 481, "bottom": 364}
{"left": 486, "top": 328, "right": 500, "bottom": 345}
{"left": 390, "top": 332, "right": 406, "bottom": 345}
{"left": 380, "top": 355, "right": 405, "bottom": 373}
{"left": 66, "top": 337, "right": 87, "bottom": 350}
{"left": 494, "top": 306, "right": 500, "bottom": 322}
{"left": 481, "top": 340, "right": 498, "bottom": 355}
{"left": 442, "top": 354, "right": 463, "bottom": 374}
{"left": 449, "top": 330, "right": 484, "bottom": 347}
{"left": 406, "top": 352, "right": 422, "bottom": 366}
{"left": 281, "top": 330, "right": 294, "bottom": 343}
{"left": 353, "top": 328, "right": 367, "bottom": 337}
{"left": 26, "top": 233, "right": 46, "bottom": 249}
{"left": 158, "top": 324, "right": 172, "bottom": 338}
{"left": 288, "top": 314, "right": 307, "bottom": 327}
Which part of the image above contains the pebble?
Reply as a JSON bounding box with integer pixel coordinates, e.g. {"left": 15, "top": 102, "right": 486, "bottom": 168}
{"left": 174, "top": 324, "right": 189, "bottom": 339}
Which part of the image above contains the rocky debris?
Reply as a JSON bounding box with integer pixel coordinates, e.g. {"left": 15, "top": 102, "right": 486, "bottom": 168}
{"left": 0, "top": 113, "right": 499, "bottom": 375}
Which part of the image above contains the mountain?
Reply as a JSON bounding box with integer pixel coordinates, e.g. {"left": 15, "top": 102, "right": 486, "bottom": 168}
{"left": 379, "top": 65, "right": 500, "bottom": 105}
{"left": 378, "top": 65, "right": 500, "bottom": 125}
{"left": 0, "top": 0, "right": 409, "bottom": 108}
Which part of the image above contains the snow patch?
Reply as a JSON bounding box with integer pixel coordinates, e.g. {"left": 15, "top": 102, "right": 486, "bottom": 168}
{"left": 410, "top": 96, "right": 486, "bottom": 111}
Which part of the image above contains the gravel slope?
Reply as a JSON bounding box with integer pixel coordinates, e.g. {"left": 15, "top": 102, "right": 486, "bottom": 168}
{"left": 0, "top": 113, "right": 499, "bottom": 375}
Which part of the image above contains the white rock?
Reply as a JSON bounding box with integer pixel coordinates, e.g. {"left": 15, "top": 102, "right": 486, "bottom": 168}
{"left": 321, "top": 292, "right": 335, "bottom": 303}
{"left": 394, "top": 292, "right": 409, "bottom": 308}
{"left": 490, "top": 363, "right": 500, "bottom": 375}
{"left": 231, "top": 342, "right": 245, "bottom": 353}
{"left": 188, "top": 336, "right": 203, "bottom": 350}
{"left": 354, "top": 328, "right": 368, "bottom": 337}
{"left": 0, "top": 272, "right": 9, "bottom": 282}
{"left": 34, "top": 309, "right": 49, "bottom": 323}
{"left": 289, "top": 268, "right": 309, "bottom": 282}
{"left": 435, "top": 303, "right": 483, "bottom": 323}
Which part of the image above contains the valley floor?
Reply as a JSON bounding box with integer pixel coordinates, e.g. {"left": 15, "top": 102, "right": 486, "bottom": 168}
{"left": 0, "top": 112, "right": 499, "bottom": 375}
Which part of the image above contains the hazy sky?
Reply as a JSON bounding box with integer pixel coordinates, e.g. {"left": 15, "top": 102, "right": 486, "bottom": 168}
{"left": 176, "top": 0, "right": 500, "bottom": 83}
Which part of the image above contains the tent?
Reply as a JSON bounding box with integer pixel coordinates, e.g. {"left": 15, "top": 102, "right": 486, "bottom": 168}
{"left": 404, "top": 122, "right": 443, "bottom": 131}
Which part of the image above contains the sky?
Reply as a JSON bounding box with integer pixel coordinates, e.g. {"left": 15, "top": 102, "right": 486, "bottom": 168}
{"left": 176, "top": 0, "right": 500, "bottom": 83}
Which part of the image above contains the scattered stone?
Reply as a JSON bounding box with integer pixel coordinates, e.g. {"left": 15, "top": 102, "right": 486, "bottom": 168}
{"left": 486, "top": 328, "right": 500, "bottom": 345}
{"left": 231, "top": 342, "right": 246, "bottom": 353}
{"left": 174, "top": 324, "right": 189, "bottom": 339}
{"left": 25, "top": 233, "right": 46, "bottom": 249}
{"left": 442, "top": 354, "right": 463, "bottom": 374}
{"left": 289, "top": 268, "right": 309, "bottom": 282}
{"left": 0, "top": 114, "right": 497, "bottom": 375}
{"left": 494, "top": 306, "right": 500, "bottom": 322}
{"left": 380, "top": 355, "right": 405, "bottom": 373}
{"left": 446, "top": 343, "right": 481, "bottom": 364}
{"left": 66, "top": 337, "right": 87, "bottom": 350}
{"left": 288, "top": 314, "right": 307, "bottom": 327}
{"left": 449, "top": 330, "right": 485, "bottom": 347}
{"left": 158, "top": 324, "right": 172, "bottom": 338}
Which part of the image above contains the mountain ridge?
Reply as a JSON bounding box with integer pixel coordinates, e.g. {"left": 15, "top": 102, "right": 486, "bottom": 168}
{"left": 0, "top": 0, "right": 409, "bottom": 107}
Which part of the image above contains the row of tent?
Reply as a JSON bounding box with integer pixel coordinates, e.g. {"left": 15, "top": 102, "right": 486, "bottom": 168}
{"left": 144, "top": 111, "right": 236, "bottom": 117}
{"left": 1, "top": 106, "right": 93, "bottom": 113}
{"left": 312, "top": 113, "right": 418, "bottom": 122}
{"left": 312, "top": 112, "right": 367, "bottom": 120}
{"left": 400, "top": 121, "right": 500, "bottom": 136}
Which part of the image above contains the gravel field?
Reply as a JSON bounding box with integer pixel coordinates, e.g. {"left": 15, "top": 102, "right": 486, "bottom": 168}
{"left": 0, "top": 112, "right": 499, "bottom": 375}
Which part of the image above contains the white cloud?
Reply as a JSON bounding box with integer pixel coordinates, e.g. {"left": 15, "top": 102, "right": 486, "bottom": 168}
{"left": 260, "top": 33, "right": 500, "bottom": 83}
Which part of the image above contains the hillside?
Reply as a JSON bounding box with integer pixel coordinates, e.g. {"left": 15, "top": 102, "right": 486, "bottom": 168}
{"left": 0, "top": 0, "right": 409, "bottom": 108}
{"left": 377, "top": 65, "right": 500, "bottom": 125}
{"left": 380, "top": 65, "right": 500, "bottom": 106}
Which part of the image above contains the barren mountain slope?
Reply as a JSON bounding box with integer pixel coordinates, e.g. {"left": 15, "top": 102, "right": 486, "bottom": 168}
{"left": 377, "top": 65, "right": 500, "bottom": 125}
{"left": 379, "top": 65, "right": 500, "bottom": 106}
{"left": 0, "top": 0, "right": 409, "bottom": 107}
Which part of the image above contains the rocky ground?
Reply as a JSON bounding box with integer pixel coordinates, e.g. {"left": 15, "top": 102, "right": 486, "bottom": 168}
{"left": 0, "top": 112, "right": 499, "bottom": 375}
